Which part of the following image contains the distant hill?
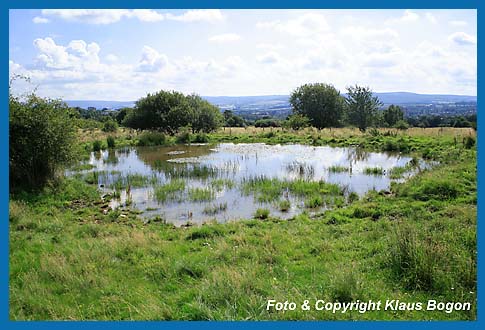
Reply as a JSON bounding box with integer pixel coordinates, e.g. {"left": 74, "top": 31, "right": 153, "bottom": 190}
{"left": 65, "top": 92, "right": 476, "bottom": 117}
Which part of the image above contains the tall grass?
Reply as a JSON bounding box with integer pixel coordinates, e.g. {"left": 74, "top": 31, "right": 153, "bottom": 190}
{"left": 153, "top": 179, "right": 186, "bottom": 202}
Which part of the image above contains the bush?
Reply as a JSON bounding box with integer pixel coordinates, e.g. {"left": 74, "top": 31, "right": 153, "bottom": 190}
{"left": 192, "top": 133, "right": 209, "bottom": 143}
{"left": 92, "top": 140, "right": 102, "bottom": 152}
{"left": 254, "top": 208, "right": 270, "bottom": 219}
{"left": 9, "top": 94, "right": 76, "bottom": 189}
{"left": 464, "top": 136, "right": 475, "bottom": 149}
{"left": 176, "top": 127, "right": 191, "bottom": 144}
{"left": 102, "top": 120, "right": 118, "bottom": 132}
{"left": 106, "top": 136, "right": 115, "bottom": 148}
{"left": 137, "top": 131, "right": 166, "bottom": 146}
{"left": 395, "top": 120, "right": 409, "bottom": 130}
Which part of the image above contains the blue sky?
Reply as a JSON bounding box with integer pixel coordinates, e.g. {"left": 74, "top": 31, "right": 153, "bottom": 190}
{"left": 9, "top": 9, "right": 477, "bottom": 100}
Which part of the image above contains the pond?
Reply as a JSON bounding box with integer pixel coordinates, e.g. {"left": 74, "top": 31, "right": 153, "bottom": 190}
{"left": 70, "top": 143, "right": 429, "bottom": 226}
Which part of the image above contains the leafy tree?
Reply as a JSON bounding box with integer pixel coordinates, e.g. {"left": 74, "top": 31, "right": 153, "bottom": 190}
{"left": 116, "top": 107, "right": 133, "bottom": 125}
{"left": 345, "top": 85, "right": 383, "bottom": 131}
{"left": 123, "top": 90, "right": 222, "bottom": 134}
{"left": 124, "top": 90, "right": 187, "bottom": 132}
{"left": 383, "top": 104, "right": 404, "bottom": 127}
{"left": 284, "top": 114, "right": 310, "bottom": 130}
{"left": 289, "top": 83, "right": 345, "bottom": 128}
{"left": 188, "top": 95, "right": 223, "bottom": 133}
{"left": 223, "top": 110, "right": 246, "bottom": 127}
{"left": 9, "top": 92, "right": 76, "bottom": 189}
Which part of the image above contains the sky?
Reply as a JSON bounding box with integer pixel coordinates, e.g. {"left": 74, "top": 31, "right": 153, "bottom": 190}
{"left": 9, "top": 9, "right": 477, "bottom": 100}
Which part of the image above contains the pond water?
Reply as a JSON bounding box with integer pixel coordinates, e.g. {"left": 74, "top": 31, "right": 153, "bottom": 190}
{"left": 70, "top": 143, "right": 428, "bottom": 226}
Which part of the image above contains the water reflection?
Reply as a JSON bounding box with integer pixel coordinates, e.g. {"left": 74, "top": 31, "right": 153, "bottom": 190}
{"left": 70, "top": 143, "right": 428, "bottom": 226}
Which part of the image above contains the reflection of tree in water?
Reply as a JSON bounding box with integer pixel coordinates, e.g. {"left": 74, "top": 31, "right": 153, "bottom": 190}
{"left": 347, "top": 147, "right": 370, "bottom": 164}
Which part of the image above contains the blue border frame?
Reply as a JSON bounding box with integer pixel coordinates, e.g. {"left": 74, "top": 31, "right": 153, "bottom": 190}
{"left": 3, "top": 0, "right": 481, "bottom": 328}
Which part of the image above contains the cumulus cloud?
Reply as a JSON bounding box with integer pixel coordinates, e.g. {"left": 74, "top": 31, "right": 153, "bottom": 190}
{"left": 136, "top": 46, "right": 169, "bottom": 72}
{"left": 208, "top": 33, "right": 241, "bottom": 43}
{"left": 32, "top": 16, "right": 49, "bottom": 24}
{"left": 449, "top": 32, "right": 477, "bottom": 45}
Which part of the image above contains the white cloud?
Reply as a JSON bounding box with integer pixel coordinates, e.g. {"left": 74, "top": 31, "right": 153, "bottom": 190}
{"left": 450, "top": 20, "right": 468, "bottom": 27}
{"left": 401, "top": 10, "right": 420, "bottom": 22}
{"left": 425, "top": 13, "right": 437, "bottom": 24}
{"left": 449, "top": 32, "right": 477, "bottom": 45}
{"left": 105, "top": 54, "right": 119, "bottom": 62}
{"left": 386, "top": 10, "right": 420, "bottom": 24}
{"left": 257, "top": 13, "right": 329, "bottom": 37}
{"left": 166, "top": 10, "right": 224, "bottom": 23}
{"left": 136, "top": 46, "right": 168, "bottom": 72}
{"left": 257, "top": 52, "right": 282, "bottom": 64}
{"left": 208, "top": 33, "right": 241, "bottom": 43}
{"left": 33, "top": 37, "right": 74, "bottom": 69}
{"left": 130, "top": 9, "right": 164, "bottom": 22}
{"left": 40, "top": 9, "right": 164, "bottom": 24}
{"left": 32, "top": 16, "right": 49, "bottom": 24}
{"left": 41, "top": 9, "right": 132, "bottom": 24}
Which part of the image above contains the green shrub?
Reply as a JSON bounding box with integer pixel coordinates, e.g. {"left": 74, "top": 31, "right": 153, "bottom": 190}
{"left": 395, "top": 120, "right": 409, "bottom": 130}
{"left": 106, "top": 136, "right": 115, "bottom": 148}
{"left": 279, "top": 199, "right": 291, "bottom": 212}
{"left": 192, "top": 133, "right": 209, "bottom": 143}
{"left": 102, "top": 120, "right": 118, "bottom": 132}
{"left": 254, "top": 208, "right": 270, "bottom": 219}
{"left": 464, "top": 136, "right": 475, "bottom": 149}
{"left": 92, "top": 140, "right": 102, "bottom": 152}
{"left": 176, "top": 127, "right": 191, "bottom": 144}
{"left": 137, "top": 131, "right": 166, "bottom": 146}
{"left": 304, "top": 195, "right": 323, "bottom": 208}
{"left": 9, "top": 93, "right": 76, "bottom": 189}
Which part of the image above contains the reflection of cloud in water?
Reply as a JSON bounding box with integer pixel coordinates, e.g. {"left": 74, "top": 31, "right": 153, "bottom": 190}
{"left": 71, "top": 143, "right": 430, "bottom": 226}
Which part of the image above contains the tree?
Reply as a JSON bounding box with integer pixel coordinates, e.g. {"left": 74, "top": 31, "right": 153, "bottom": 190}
{"left": 345, "top": 85, "right": 383, "bottom": 131}
{"left": 284, "top": 114, "right": 310, "bottom": 130}
{"left": 289, "top": 83, "right": 345, "bottom": 128}
{"left": 122, "top": 91, "right": 223, "bottom": 134}
{"left": 383, "top": 104, "right": 404, "bottom": 127}
{"left": 9, "top": 92, "right": 76, "bottom": 189}
{"left": 124, "top": 90, "right": 187, "bottom": 132}
{"left": 189, "top": 95, "right": 223, "bottom": 133}
{"left": 223, "top": 110, "right": 245, "bottom": 127}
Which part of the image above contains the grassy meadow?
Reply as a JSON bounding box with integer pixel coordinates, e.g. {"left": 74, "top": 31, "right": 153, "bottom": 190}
{"left": 9, "top": 127, "right": 476, "bottom": 320}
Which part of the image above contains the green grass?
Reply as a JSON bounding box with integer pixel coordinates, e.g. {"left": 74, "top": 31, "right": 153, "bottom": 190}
{"left": 203, "top": 203, "right": 228, "bottom": 215}
{"left": 188, "top": 188, "right": 215, "bottom": 202}
{"left": 328, "top": 165, "right": 349, "bottom": 173}
{"left": 9, "top": 129, "right": 476, "bottom": 320}
{"left": 363, "top": 167, "right": 384, "bottom": 176}
{"left": 278, "top": 199, "right": 291, "bottom": 212}
{"left": 210, "top": 179, "right": 235, "bottom": 191}
{"left": 254, "top": 208, "right": 270, "bottom": 219}
{"left": 153, "top": 179, "right": 186, "bottom": 202}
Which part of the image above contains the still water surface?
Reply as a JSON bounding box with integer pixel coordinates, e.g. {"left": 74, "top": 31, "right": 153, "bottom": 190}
{"left": 73, "top": 143, "right": 425, "bottom": 225}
